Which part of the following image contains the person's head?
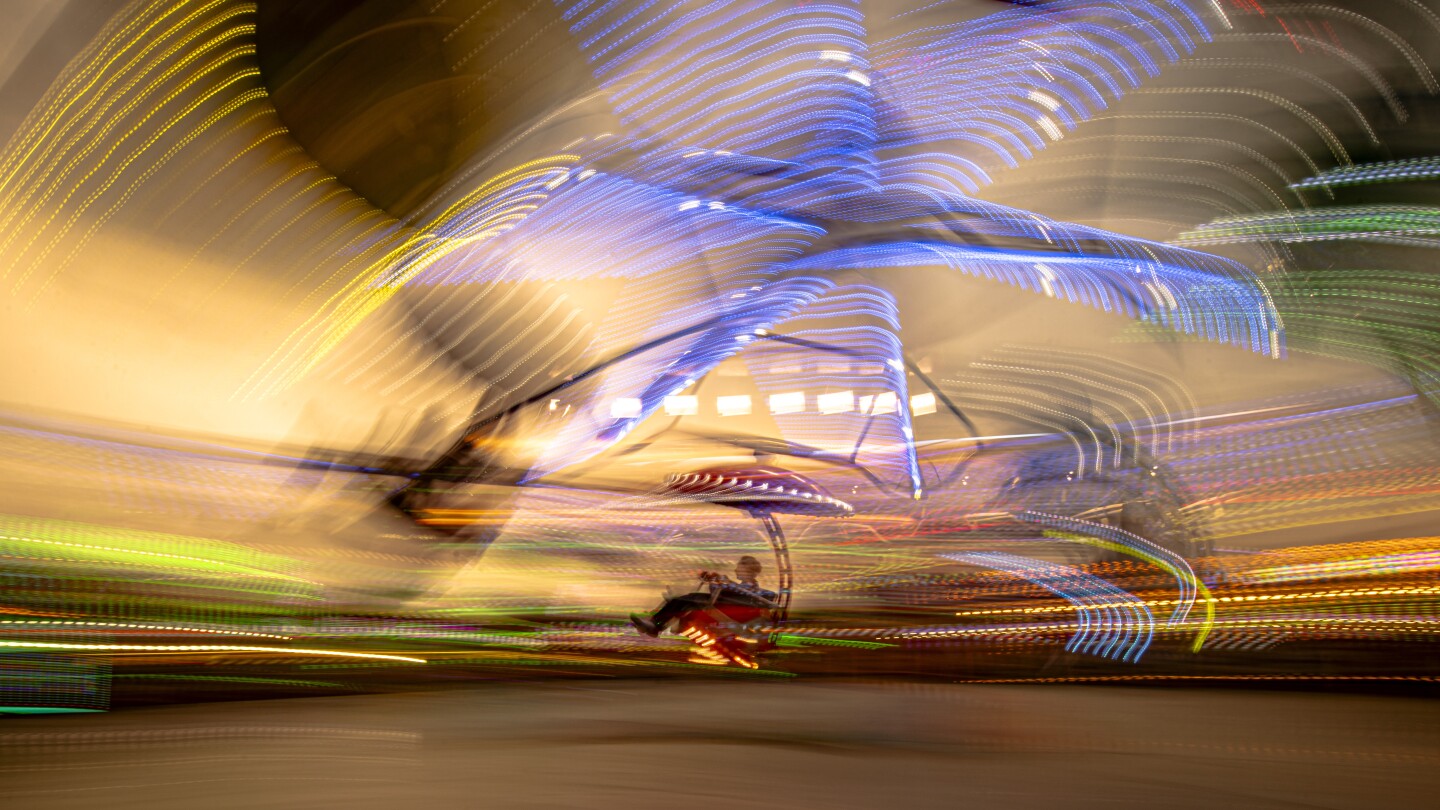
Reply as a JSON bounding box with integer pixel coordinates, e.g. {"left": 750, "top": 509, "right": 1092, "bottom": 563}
{"left": 735, "top": 555, "right": 763, "bottom": 582}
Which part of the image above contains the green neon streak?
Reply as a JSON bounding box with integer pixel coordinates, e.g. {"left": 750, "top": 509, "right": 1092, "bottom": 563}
{"left": 0, "top": 707, "right": 105, "bottom": 714}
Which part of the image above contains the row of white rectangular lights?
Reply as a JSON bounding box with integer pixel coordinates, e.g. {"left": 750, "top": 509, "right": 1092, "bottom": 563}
{"left": 603, "top": 392, "right": 939, "bottom": 418}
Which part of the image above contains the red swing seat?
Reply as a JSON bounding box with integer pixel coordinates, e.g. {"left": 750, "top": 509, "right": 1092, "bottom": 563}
{"left": 673, "top": 602, "right": 777, "bottom": 669}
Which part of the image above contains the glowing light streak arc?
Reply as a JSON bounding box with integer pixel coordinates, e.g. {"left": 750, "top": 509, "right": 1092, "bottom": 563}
{"left": 944, "top": 551, "right": 1155, "bottom": 662}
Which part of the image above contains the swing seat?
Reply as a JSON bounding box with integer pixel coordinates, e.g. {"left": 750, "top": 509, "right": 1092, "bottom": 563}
{"left": 674, "top": 604, "right": 779, "bottom": 669}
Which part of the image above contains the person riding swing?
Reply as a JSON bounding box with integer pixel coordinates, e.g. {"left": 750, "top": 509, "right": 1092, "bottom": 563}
{"left": 630, "top": 555, "right": 778, "bottom": 637}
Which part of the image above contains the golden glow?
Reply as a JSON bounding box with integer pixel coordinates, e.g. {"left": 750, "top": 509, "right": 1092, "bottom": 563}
{"left": 240, "top": 155, "right": 579, "bottom": 399}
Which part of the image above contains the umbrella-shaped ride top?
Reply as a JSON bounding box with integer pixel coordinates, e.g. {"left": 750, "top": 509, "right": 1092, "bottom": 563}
{"left": 658, "top": 465, "right": 853, "bottom": 620}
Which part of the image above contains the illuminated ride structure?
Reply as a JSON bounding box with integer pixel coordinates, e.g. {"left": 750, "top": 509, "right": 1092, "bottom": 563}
{"left": 4, "top": 0, "right": 1440, "bottom": 710}
{"left": 655, "top": 466, "right": 853, "bottom": 668}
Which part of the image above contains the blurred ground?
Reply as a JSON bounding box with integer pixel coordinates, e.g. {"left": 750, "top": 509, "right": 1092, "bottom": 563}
{"left": 1, "top": 683, "right": 1435, "bottom": 809}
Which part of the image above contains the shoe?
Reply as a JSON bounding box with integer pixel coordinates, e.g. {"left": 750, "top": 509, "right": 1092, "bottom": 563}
{"left": 630, "top": 613, "right": 660, "bottom": 637}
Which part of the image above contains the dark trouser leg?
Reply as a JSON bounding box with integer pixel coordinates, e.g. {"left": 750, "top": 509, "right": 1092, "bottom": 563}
{"left": 650, "top": 593, "right": 711, "bottom": 628}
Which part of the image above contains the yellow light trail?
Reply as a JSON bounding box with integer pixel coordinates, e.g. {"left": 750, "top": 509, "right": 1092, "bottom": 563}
{"left": 0, "top": 619, "right": 290, "bottom": 640}
{"left": 0, "top": 640, "right": 426, "bottom": 664}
